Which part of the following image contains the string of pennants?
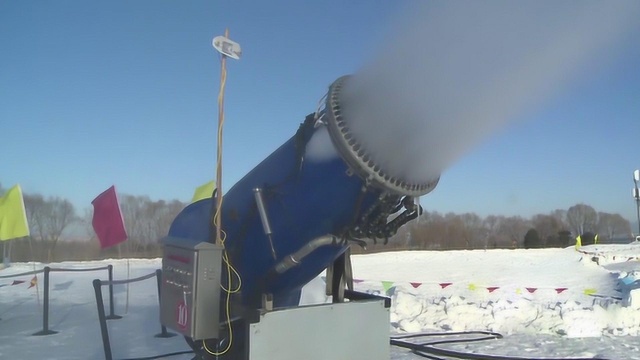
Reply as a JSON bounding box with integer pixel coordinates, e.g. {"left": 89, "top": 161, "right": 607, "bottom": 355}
{"left": 0, "top": 276, "right": 38, "bottom": 289}
{"left": 577, "top": 249, "right": 639, "bottom": 262}
{"left": 321, "top": 276, "right": 597, "bottom": 297}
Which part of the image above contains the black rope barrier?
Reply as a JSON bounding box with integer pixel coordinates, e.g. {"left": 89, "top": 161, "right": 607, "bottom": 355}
{"left": 101, "top": 272, "right": 157, "bottom": 285}
{"left": 49, "top": 265, "right": 110, "bottom": 272}
{"left": 93, "top": 269, "right": 175, "bottom": 360}
{"left": 32, "top": 265, "right": 116, "bottom": 336}
{"left": 0, "top": 268, "right": 44, "bottom": 279}
{"left": 0, "top": 268, "right": 44, "bottom": 322}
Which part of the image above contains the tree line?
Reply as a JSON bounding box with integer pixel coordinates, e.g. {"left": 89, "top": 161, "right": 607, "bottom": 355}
{"left": 356, "top": 203, "right": 632, "bottom": 253}
{"left": 0, "top": 183, "right": 633, "bottom": 261}
{"left": 0, "top": 183, "right": 186, "bottom": 262}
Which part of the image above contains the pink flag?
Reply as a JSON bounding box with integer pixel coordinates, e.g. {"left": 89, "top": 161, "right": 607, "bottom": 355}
{"left": 91, "top": 186, "right": 128, "bottom": 249}
{"left": 487, "top": 286, "right": 500, "bottom": 293}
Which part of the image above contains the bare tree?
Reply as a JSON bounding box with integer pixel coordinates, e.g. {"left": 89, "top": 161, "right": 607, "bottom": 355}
{"left": 566, "top": 203, "right": 597, "bottom": 235}
{"left": 42, "top": 197, "right": 75, "bottom": 262}
{"left": 120, "top": 195, "right": 186, "bottom": 255}
{"left": 531, "top": 213, "right": 563, "bottom": 246}
{"left": 445, "top": 213, "right": 467, "bottom": 249}
{"left": 483, "top": 215, "right": 502, "bottom": 249}
{"left": 498, "top": 216, "right": 530, "bottom": 248}
{"left": 82, "top": 207, "right": 97, "bottom": 243}
{"left": 459, "top": 212, "right": 484, "bottom": 249}
{"left": 412, "top": 211, "right": 448, "bottom": 249}
{"left": 120, "top": 194, "right": 147, "bottom": 254}
{"left": 597, "top": 212, "right": 632, "bottom": 241}
{"left": 23, "top": 193, "right": 48, "bottom": 259}
{"left": 23, "top": 194, "right": 76, "bottom": 262}
{"left": 551, "top": 209, "right": 568, "bottom": 229}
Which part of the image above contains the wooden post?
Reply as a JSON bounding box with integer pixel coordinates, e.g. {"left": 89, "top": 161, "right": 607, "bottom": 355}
{"left": 215, "top": 28, "right": 229, "bottom": 246}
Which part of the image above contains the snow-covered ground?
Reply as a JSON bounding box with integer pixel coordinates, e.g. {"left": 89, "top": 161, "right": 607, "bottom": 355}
{"left": 1, "top": 245, "right": 640, "bottom": 359}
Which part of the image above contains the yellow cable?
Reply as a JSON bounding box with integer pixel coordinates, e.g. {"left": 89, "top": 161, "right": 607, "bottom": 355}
{"left": 203, "top": 229, "right": 234, "bottom": 356}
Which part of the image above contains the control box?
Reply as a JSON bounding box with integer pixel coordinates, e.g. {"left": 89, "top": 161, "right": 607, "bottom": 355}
{"left": 160, "top": 236, "right": 223, "bottom": 340}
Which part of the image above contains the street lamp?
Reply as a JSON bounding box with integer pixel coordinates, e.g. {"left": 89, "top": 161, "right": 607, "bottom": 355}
{"left": 633, "top": 170, "right": 640, "bottom": 240}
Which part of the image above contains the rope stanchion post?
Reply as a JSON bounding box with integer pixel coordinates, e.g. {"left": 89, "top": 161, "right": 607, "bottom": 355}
{"left": 93, "top": 279, "right": 113, "bottom": 360}
{"left": 105, "top": 265, "right": 122, "bottom": 320}
{"left": 154, "top": 269, "right": 176, "bottom": 338}
{"left": 33, "top": 266, "right": 57, "bottom": 336}
{"left": 91, "top": 270, "right": 164, "bottom": 359}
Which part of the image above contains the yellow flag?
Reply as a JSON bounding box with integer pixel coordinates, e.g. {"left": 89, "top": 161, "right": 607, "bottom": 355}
{"left": 0, "top": 184, "right": 30, "bottom": 241}
{"left": 191, "top": 181, "right": 216, "bottom": 203}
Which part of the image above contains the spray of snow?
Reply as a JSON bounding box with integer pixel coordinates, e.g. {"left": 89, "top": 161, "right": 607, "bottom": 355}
{"left": 305, "top": 126, "right": 339, "bottom": 162}
{"left": 339, "top": 1, "right": 640, "bottom": 184}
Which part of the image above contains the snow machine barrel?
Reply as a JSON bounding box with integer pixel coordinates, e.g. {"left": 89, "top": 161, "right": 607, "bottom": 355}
{"left": 167, "top": 75, "right": 440, "bottom": 308}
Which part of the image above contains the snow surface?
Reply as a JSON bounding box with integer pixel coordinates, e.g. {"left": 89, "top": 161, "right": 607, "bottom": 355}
{"left": 2, "top": 245, "right": 640, "bottom": 359}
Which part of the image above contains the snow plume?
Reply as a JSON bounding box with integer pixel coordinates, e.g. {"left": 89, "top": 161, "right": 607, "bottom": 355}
{"left": 339, "top": 0, "right": 640, "bottom": 185}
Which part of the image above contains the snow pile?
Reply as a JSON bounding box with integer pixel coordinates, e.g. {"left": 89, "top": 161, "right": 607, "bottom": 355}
{"left": 347, "top": 247, "right": 640, "bottom": 338}
{"left": 2, "top": 246, "right": 640, "bottom": 359}
{"left": 580, "top": 243, "right": 640, "bottom": 308}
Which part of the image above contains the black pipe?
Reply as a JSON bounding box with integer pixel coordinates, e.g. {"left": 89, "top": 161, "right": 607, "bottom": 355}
{"left": 33, "top": 266, "right": 57, "bottom": 336}
{"left": 93, "top": 279, "right": 113, "bottom": 360}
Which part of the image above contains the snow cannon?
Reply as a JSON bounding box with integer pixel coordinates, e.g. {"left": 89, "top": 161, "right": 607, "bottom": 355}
{"left": 161, "top": 75, "right": 439, "bottom": 359}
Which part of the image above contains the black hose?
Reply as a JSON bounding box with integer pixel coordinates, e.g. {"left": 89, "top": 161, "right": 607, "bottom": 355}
{"left": 390, "top": 331, "right": 610, "bottom": 360}
{"left": 119, "top": 349, "right": 194, "bottom": 360}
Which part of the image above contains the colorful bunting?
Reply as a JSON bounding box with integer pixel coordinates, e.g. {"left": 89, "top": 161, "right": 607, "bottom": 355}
{"left": 317, "top": 276, "right": 599, "bottom": 298}
{"left": 583, "top": 288, "right": 597, "bottom": 295}
{"left": 386, "top": 286, "right": 397, "bottom": 296}
{"left": 91, "top": 186, "right": 128, "bottom": 249}
{"left": 381, "top": 281, "right": 395, "bottom": 293}
{"left": 28, "top": 275, "right": 37, "bottom": 289}
{"left": 0, "top": 280, "right": 27, "bottom": 289}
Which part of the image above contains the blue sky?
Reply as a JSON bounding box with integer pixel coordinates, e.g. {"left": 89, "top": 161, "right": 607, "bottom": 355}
{"left": 1, "top": 1, "right": 639, "bottom": 225}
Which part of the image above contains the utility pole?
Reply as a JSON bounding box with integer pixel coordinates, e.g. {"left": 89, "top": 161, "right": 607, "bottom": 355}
{"left": 633, "top": 170, "right": 640, "bottom": 239}
{"left": 211, "top": 30, "right": 242, "bottom": 246}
